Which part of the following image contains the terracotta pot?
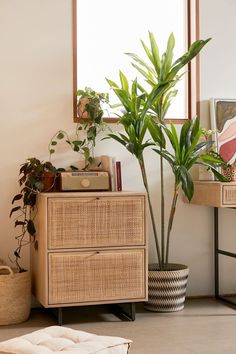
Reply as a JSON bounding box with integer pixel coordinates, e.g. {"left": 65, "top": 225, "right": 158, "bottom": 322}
{"left": 145, "top": 263, "right": 189, "bottom": 312}
{"left": 77, "top": 97, "right": 90, "bottom": 119}
{"left": 41, "top": 172, "right": 58, "bottom": 192}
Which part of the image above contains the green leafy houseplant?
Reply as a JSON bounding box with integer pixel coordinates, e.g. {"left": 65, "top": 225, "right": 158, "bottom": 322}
{"left": 10, "top": 158, "right": 58, "bottom": 272}
{"left": 77, "top": 86, "right": 109, "bottom": 123}
{"left": 49, "top": 87, "right": 109, "bottom": 168}
{"left": 106, "top": 32, "right": 227, "bottom": 272}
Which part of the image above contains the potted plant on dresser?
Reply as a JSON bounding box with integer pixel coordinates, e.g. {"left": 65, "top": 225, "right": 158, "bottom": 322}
{"left": 0, "top": 158, "right": 58, "bottom": 325}
{"left": 106, "top": 32, "right": 226, "bottom": 312}
{"left": 48, "top": 87, "right": 109, "bottom": 169}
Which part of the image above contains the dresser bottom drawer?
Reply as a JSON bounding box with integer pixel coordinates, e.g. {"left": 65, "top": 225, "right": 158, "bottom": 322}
{"left": 48, "top": 250, "right": 146, "bottom": 305}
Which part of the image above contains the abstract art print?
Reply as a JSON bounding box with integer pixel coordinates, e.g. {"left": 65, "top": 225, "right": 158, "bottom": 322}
{"left": 210, "top": 98, "right": 236, "bottom": 164}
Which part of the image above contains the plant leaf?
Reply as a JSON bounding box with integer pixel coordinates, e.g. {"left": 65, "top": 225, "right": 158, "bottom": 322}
{"left": 57, "top": 132, "right": 64, "bottom": 139}
{"left": 9, "top": 206, "right": 21, "bottom": 218}
{"left": 11, "top": 194, "right": 23, "bottom": 204}
{"left": 27, "top": 219, "right": 36, "bottom": 236}
{"left": 149, "top": 31, "right": 161, "bottom": 75}
{"left": 119, "top": 71, "right": 129, "bottom": 92}
{"left": 15, "top": 220, "right": 26, "bottom": 227}
{"left": 178, "top": 166, "right": 194, "bottom": 201}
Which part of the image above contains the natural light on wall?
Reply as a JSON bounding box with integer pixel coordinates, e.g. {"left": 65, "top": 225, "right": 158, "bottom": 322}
{"left": 76, "top": 0, "right": 187, "bottom": 119}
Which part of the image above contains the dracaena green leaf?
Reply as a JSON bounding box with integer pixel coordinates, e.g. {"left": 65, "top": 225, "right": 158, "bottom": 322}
{"left": 162, "top": 89, "right": 178, "bottom": 115}
{"left": 179, "top": 120, "right": 191, "bottom": 152}
{"left": 106, "top": 78, "right": 119, "bottom": 88}
{"left": 168, "top": 38, "right": 211, "bottom": 81}
{"left": 126, "top": 52, "right": 156, "bottom": 76}
{"left": 127, "top": 124, "right": 137, "bottom": 142}
{"left": 113, "top": 88, "right": 131, "bottom": 112}
{"left": 190, "top": 117, "right": 200, "bottom": 142}
{"left": 184, "top": 127, "right": 202, "bottom": 160}
{"left": 178, "top": 166, "right": 194, "bottom": 201}
{"left": 153, "top": 148, "right": 175, "bottom": 167}
{"left": 141, "top": 39, "right": 154, "bottom": 66}
{"left": 147, "top": 118, "right": 166, "bottom": 148}
{"left": 108, "top": 134, "right": 127, "bottom": 147}
{"left": 138, "top": 116, "right": 149, "bottom": 144}
{"left": 140, "top": 81, "right": 171, "bottom": 120}
{"left": 169, "top": 123, "right": 180, "bottom": 158}
{"left": 119, "top": 71, "right": 129, "bottom": 92}
{"left": 131, "top": 63, "right": 156, "bottom": 86}
{"left": 161, "top": 33, "right": 175, "bottom": 80}
{"left": 149, "top": 31, "right": 161, "bottom": 75}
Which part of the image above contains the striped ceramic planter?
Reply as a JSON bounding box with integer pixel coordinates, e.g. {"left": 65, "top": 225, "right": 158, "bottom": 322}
{"left": 145, "top": 263, "right": 189, "bottom": 312}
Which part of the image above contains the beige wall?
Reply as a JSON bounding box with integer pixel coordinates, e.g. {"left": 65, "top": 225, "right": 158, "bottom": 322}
{"left": 0, "top": 0, "right": 235, "bottom": 296}
{"left": 199, "top": 0, "right": 236, "bottom": 295}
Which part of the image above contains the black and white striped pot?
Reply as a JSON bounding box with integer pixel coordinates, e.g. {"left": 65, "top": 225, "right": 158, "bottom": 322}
{"left": 145, "top": 263, "right": 189, "bottom": 312}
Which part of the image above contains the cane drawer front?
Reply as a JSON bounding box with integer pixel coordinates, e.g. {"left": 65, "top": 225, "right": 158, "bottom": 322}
{"left": 48, "top": 249, "right": 146, "bottom": 305}
{"left": 222, "top": 185, "right": 236, "bottom": 205}
{"left": 47, "top": 196, "right": 145, "bottom": 249}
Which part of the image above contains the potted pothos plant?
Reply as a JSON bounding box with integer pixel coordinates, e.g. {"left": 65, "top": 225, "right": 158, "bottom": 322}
{"left": 10, "top": 158, "right": 58, "bottom": 272}
{"left": 1, "top": 158, "right": 59, "bottom": 325}
{"left": 49, "top": 87, "right": 109, "bottom": 169}
{"left": 106, "top": 32, "right": 227, "bottom": 312}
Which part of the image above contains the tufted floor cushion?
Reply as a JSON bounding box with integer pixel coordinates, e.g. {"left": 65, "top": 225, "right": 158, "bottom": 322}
{"left": 0, "top": 326, "right": 132, "bottom": 354}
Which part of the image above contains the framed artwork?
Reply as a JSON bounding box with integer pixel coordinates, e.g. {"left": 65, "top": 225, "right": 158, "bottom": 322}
{"left": 210, "top": 98, "right": 236, "bottom": 164}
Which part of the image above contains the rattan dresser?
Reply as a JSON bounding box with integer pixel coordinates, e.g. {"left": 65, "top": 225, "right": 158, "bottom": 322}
{"left": 31, "top": 191, "right": 147, "bottom": 322}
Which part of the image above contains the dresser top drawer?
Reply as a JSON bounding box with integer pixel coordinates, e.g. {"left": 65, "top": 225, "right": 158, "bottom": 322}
{"left": 47, "top": 195, "right": 146, "bottom": 249}
{"left": 39, "top": 191, "right": 146, "bottom": 199}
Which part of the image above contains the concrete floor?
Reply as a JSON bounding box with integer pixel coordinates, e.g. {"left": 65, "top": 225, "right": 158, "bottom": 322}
{"left": 0, "top": 299, "right": 236, "bottom": 353}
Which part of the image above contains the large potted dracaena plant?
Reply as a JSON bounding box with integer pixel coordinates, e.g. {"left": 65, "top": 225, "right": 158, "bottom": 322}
{"left": 106, "top": 32, "right": 226, "bottom": 312}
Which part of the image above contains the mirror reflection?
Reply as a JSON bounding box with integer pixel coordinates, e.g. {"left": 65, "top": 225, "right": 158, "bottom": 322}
{"left": 73, "top": 0, "right": 189, "bottom": 121}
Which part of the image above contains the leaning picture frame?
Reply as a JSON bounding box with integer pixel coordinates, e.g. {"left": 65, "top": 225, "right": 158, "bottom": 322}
{"left": 210, "top": 98, "right": 236, "bottom": 164}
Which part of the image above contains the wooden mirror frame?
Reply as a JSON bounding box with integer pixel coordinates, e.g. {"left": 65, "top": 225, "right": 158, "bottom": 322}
{"left": 72, "top": 0, "right": 199, "bottom": 123}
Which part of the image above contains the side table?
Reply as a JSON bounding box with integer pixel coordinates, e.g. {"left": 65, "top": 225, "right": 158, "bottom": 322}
{"left": 190, "top": 181, "right": 236, "bottom": 308}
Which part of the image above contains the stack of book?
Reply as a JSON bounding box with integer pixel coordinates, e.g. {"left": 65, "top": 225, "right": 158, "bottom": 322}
{"left": 101, "top": 155, "right": 122, "bottom": 191}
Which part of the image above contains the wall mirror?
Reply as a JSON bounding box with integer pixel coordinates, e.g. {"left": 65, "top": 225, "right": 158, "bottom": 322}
{"left": 73, "top": 0, "right": 198, "bottom": 122}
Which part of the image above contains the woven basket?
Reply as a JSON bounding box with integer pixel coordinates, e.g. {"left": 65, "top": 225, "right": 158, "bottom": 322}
{"left": 0, "top": 266, "right": 31, "bottom": 325}
{"left": 145, "top": 263, "right": 189, "bottom": 312}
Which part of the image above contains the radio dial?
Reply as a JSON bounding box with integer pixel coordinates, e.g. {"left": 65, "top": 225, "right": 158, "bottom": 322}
{"left": 80, "top": 178, "right": 90, "bottom": 188}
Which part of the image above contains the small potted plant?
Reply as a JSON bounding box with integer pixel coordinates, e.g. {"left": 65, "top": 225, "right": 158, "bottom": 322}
{"left": 77, "top": 86, "right": 109, "bottom": 122}
{"left": 10, "top": 158, "right": 59, "bottom": 271}
{"left": 49, "top": 87, "right": 109, "bottom": 169}
{"left": 0, "top": 159, "right": 59, "bottom": 325}
{"left": 106, "top": 32, "right": 227, "bottom": 312}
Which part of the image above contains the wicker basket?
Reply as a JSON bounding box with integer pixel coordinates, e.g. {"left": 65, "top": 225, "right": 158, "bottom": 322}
{"left": 145, "top": 263, "right": 189, "bottom": 312}
{"left": 0, "top": 266, "right": 31, "bottom": 325}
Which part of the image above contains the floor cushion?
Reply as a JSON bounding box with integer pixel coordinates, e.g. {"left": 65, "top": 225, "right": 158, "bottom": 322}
{"left": 0, "top": 326, "right": 132, "bottom": 354}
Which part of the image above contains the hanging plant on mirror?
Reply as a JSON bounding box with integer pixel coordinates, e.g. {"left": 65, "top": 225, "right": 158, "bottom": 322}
{"left": 49, "top": 87, "right": 109, "bottom": 169}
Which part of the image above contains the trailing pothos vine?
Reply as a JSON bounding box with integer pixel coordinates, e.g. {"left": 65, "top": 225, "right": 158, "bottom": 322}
{"left": 10, "top": 158, "right": 58, "bottom": 272}
{"left": 48, "top": 88, "right": 109, "bottom": 169}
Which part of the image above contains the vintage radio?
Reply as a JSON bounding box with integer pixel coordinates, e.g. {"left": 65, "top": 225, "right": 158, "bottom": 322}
{"left": 60, "top": 171, "right": 110, "bottom": 191}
